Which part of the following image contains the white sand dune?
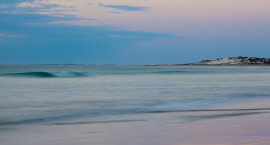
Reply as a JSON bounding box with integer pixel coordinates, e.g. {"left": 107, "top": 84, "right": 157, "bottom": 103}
{"left": 195, "top": 57, "right": 270, "bottom": 65}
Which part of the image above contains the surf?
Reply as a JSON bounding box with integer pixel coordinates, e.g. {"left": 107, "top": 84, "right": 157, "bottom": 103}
{"left": 1, "top": 71, "right": 91, "bottom": 78}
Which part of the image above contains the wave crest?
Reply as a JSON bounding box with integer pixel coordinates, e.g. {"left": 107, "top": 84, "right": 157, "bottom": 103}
{"left": 1, "top": 72, "right": 92, "bottom": 78}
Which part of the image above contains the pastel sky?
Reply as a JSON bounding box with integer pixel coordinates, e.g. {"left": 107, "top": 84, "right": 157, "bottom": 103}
{"left": 0, "top": 0, "right": 270, "bottom": 64}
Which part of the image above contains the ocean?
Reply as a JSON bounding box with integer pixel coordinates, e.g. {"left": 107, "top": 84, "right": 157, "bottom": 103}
{"left": 1, "top": 65, "right": 270, "bottom": 128}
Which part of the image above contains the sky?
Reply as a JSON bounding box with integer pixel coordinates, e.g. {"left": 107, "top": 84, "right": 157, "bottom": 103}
{"left": 0, "top": 0, "right": 270, "bottom": 64}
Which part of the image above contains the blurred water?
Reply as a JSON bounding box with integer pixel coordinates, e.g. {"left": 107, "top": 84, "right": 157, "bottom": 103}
{"left": 1, "top": 65, "right": 270, "bottom": 126}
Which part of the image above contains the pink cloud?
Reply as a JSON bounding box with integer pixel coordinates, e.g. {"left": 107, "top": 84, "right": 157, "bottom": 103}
{"left": 17, "top": 2, "right": 42, "bottom": 8}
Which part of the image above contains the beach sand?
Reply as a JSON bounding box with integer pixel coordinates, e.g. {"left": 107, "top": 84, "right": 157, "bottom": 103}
{"left": 1, "top": 99, "right": 270, "bottom": 145}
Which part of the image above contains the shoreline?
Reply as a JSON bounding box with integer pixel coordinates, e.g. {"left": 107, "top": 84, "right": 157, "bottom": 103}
{"left": 1, "top": 64, "right": 270, "bottom": 67}
{"left": 139, "top": 64, "right": 270, "bottom": 67}
{"left": 172, "top": 98, "right": 270, "bottom": 144}
{"left": 1, "top": 98, "right": 270, "bottom": 145}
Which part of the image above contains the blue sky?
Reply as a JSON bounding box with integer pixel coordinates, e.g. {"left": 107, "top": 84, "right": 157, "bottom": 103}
{"left": 0, "top": 0, "right": 270, "bottom": 64}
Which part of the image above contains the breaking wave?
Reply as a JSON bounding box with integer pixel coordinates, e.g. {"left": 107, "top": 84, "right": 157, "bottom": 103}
{"left": 1, "top": 72, "right": 92, "bottom": 78}
{"left": 1, "top": 70, "right": 209, "bottom": 78}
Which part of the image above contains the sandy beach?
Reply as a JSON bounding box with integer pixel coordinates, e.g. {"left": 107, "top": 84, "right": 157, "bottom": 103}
{"left": 1, "top": 98, "right": 270, "bottom": 145}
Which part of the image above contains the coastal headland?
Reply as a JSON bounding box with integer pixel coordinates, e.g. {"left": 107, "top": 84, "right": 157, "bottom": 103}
{"left": 142, "top": 56, "right": 270, "bottom": 66}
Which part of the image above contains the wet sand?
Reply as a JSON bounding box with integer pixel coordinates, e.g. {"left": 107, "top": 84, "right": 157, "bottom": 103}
{"left": 1, "top": 99, "right": 270, "bottom": 145}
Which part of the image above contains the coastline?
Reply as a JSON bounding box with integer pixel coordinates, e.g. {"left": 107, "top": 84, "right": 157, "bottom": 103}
{"left": 171, "top": 99, "right": 270, "bottom": 145}
{"left": 141, "top": 56, "right": 270, "bottom": 67}
{"left": 1, "top": 98, "right": 270, "bottom": 145}
{"left": 140, "top": 64, "right": 270, "bottom": 67}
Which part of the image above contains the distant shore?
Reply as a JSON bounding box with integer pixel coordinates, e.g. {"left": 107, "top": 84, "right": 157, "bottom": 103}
{"left": 140, "top": 63, "right": 270, "bottom": 67}
{"left": 141, "top": 56, "right": 270, "bottom": 67}
{"left": 1, "top": 56, "right": 270, "bottom": 66}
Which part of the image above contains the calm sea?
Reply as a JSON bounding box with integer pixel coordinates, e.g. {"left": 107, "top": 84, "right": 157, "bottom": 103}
{"left": 1, "top": 65, "right": 270, "bottom": 127}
